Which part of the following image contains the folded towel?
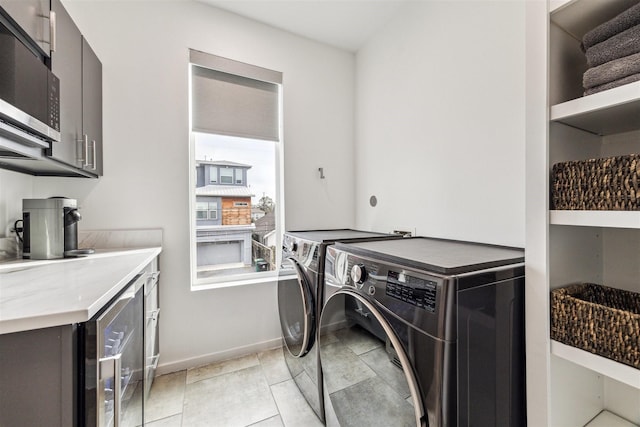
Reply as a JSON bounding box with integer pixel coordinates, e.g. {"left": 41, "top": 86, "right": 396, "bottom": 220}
{"left": 584, "top": 72, "right": 640, "bottom": 95}
{"left": 582, "top": 2, "right": 640, "bottom": 51}
{"left": 585, "top": 24, "right": 640, "bottom": 67}
{"left": 583, "top": 52, "right": 640, "bottom": 88}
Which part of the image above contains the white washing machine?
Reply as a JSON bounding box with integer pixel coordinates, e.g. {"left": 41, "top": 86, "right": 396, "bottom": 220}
{"left": 320, "top": 237, "right": 526, "bottom": 427}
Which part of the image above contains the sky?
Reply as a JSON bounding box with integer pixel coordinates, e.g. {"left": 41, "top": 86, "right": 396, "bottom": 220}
{"left": 194, "top": 132, "right": 277, "bottom": 205}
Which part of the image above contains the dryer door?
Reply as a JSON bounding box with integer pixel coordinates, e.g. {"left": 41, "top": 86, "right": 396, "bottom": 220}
{"left": 277, "top": 257, "right": 315, "bottom": 358}
{"left": 319, "top": 289, "right": 426, "bottom": 427}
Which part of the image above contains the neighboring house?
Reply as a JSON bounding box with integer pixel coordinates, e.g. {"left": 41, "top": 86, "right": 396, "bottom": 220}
{"left": 195, "top": 160, "right": 255, "bottom": 268}
{"left": 253, "top": 211, "right": 275, "bottom": 243}
{"left": 251, "top": 206, "right": 266, "bottom": 221}
{"left": 251, "top": 211, "right": 276, "bottom": 269}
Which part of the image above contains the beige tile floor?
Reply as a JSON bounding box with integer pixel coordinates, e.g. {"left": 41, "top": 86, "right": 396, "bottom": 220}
{"left": 144, "top": 348, "right": 324, "bottom": 427}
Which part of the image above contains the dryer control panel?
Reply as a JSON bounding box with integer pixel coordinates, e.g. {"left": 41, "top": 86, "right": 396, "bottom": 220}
{"left": 386, "top": 271, "right": 437, "bottom": 312}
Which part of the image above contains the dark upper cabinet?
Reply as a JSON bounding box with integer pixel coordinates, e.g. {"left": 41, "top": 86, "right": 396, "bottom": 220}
{"left": 49, "top": 0, "right": 81, "bottom": 171}
{"left": 48, "top": 0, "right": 102, "bottom": 176}
{"left": 0, "top": 0, "right": 50, "bottom": 56}
{"left": 82, "top": 37, "right": 102, "bottom": 176}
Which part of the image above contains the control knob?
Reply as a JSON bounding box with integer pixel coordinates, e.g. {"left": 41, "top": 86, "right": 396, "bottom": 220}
{"left": 351, "top": 264, "right": 367, "bottom": 288}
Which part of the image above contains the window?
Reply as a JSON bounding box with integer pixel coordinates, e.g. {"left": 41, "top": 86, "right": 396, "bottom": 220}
{"left": 196, "top": 202, "right": 218, "bottom": 220}
{"left": 220, "top": 168, "right": 233, "bottom": 184}
{"left": 189, "top": 50, "right": 283, "bottom": 287}
{"left": 196, "top": 202, "right": 208, "bottom": 220}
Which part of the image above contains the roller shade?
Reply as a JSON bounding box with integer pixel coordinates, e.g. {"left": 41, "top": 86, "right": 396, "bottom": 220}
{"left": 190, "top": 50, "right": 281, "bottom": 142}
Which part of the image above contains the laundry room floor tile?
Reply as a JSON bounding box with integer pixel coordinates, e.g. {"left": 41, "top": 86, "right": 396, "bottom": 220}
{"left": 271, "top": 379, "right": 324, "bottom": 427}
{"left": 186, "top": 353, "right": 260, "bottom": 384}
{"left": 145, "top": 370, "right": 187, "bottom": 423}
{"left": 182, "top": 364, "right": 278, "bottom": 426}
{"left": 144, "top": 413, "right": 183, "bottom": 427}
{"left": 247, "top": 414, "right": 284, "bottom": 426}
{"left": 257, "top": 348, "right": 291, "bottom": 385}
{"left": 146, "top": 348, "right": 324, "bottom": 427}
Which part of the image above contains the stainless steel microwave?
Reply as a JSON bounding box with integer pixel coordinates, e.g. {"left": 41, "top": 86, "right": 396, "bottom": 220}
{"left": 0, "top": 12, "right": 60, "bottom": 148}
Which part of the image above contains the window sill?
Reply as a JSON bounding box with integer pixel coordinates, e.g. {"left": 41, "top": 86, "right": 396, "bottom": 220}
{"left": 190, "top": 269, "right": 295, "bottom": 291}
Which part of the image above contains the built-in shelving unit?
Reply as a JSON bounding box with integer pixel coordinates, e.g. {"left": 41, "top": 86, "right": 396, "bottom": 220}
{"left": 551, "top": 340, "right": 640, "bottom": 389}
{"left": 586, "top": 411, "right": 639, "bottom": 427}
{"left": 550, "top": 81, "right": 640, "bottom": 135}
{"left": 526, "top": 0, "right": 640, "bottom": 426}
{"left": 550, "top": 210, "right": 640, "bottom": 228}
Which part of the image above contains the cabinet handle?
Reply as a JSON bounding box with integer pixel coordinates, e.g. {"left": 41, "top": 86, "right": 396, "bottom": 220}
{"left": 91, "top": 140, "right": 97, "bottom": 171}
{"left": 77, "top": 134, "right": 88, "bottom": 165}
{"left": 84, "top": 136, "right": 89, "bottom": 168}
{"left": 147, "top": 354, "right": 160, "bottom": 370}
{"left": 99, "top": 353, "right": 122, "bottom": 427}
{"left": 49, "top": 11, "right": 56, "bottom": 52}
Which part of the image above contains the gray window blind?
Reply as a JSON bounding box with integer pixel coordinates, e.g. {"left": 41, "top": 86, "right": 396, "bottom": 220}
{"left": 190, "top": 50, "right": 282, "bottom": 142}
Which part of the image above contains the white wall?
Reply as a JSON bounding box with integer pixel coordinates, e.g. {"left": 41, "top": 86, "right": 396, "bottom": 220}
{"left": 0, "top": 0, "right": 529, "bottom": 372}
{"left": 0, "top": 170, "right": 34, "bottom": 236}
{"left": 355, "top": 1, "right": 526, "bottom": 247}
{"left": 18, "top": 0, "right": 357, "bottom": 371}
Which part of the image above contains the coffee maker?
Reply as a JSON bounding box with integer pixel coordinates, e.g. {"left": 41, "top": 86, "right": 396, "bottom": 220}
{"left": 22, "top": 198, "right": 83, "bottom": 259}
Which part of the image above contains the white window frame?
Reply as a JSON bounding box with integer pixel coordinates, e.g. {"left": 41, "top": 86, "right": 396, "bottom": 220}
{"left": 208, "top": 202, "right": 218, "bottom": 220}
{"left": 209, "top": 166, "right": 218, "bottom": 183}
{"left": 235, "top": 169, "right": 243, "bottom": 185}
{"left": 196, "top": 201, "right": 218, "bottom": 220}
{"left": 196, "top": 202, "right": 208, "bottom": 220}
{"left": 233, "top": 201, "right": 248, "bottom": 207}
{"left": 188, "top": 52, "right": 284, "bottom": 289}
{"left": 220, "top": 168, "right": 233, "bottom": 184}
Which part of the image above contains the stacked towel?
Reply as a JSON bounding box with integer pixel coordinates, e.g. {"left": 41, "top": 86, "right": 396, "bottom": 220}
{"left": 581, "top": 2, "right": 640, "bottom": 96}
{"left": 581, "top": 2, "right": 640, "bottom": 51}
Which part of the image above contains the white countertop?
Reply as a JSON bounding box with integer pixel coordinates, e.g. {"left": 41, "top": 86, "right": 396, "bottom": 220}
{"left": 0, "top": 247, "right": 161, "bottom": 335}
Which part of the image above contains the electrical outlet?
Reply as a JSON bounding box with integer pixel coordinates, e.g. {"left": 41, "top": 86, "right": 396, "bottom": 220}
{"left": 5, "top": 219, "right": 22, "bottom": 238}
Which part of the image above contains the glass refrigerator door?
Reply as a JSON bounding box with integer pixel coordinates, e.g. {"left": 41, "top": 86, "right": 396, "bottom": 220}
{"left": 92, "top": 282, "right": 144, "bottom": 427}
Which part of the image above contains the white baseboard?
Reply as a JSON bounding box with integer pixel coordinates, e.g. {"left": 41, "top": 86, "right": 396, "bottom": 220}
{"left": 155, "top": 337, "right": 283, "bottom": 376}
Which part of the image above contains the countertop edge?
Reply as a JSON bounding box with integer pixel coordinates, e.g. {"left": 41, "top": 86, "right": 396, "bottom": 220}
{"left": 0, "top": 247, "right": 162, "bottom": 335}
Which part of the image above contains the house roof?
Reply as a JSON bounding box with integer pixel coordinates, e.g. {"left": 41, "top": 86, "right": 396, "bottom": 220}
{"left": 254, "top": 211, "right": 275, "bottom": 236}
{"left": 196, "top": 185, "right": 255, "bottom": 197}
{"left": 196, "top": 159, "right": 252, "bottom": 169}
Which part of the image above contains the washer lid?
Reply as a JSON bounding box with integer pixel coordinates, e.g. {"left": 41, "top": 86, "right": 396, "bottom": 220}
{"left": 334, "top": 237, "right": 524, "bottom": 275}
{"left": 286, "top": 229, "right": 398, "bottom": 244}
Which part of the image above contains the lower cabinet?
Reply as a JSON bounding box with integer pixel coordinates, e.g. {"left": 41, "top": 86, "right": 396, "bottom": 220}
{"left": 0, "top": 325, "right": 77, "bottom": 426}
{"left": 0, "top": 256, "right": 160, "bottom": 426}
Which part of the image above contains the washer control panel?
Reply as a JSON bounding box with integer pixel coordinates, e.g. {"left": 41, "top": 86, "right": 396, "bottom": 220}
{"left": 386, "top": 271, "right": 437, "bottom": 312}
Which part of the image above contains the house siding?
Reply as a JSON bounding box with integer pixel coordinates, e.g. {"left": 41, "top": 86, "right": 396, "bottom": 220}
{"left": 222, "top": 197, "right": 252, "bottom": 225}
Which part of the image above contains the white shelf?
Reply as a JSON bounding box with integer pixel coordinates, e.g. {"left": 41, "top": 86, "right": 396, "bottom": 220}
{"left": 550, "top": 210, "right": 640, "bottom": 229}
{"left": 550, "top": 81, "right": 640, "bottom": 136}
{"left": 585, "top": 410, "right": 639, "bottom": 427}
{"left": 551, "top": 340, "right": 640, "bottom": 390}
{"left": 551, "top": 0, "right": 640, "bottom": 39}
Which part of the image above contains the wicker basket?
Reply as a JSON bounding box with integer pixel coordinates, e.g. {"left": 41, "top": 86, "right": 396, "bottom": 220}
{"left": 551, "top": 283, "right": 640, "bottom": 369}
{"left": 551, "top": 154, "right": 640, "bottom": 210}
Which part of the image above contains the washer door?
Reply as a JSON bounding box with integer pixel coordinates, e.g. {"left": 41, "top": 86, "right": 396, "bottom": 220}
{"left": 278, "top": 257, "right": 315, "bottom": 358}
{"left": 319, "top": 289, "right": 426, "bottom": 427}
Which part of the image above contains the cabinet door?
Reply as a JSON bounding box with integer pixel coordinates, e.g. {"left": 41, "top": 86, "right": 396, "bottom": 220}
{"left": 82, "top": 37, "right": 103, "bottom": 176}
{"left": 0, "top": 325, "right": 76, "bottom": 426}
{"left": 0, "top": 0, "right": 50, "bottom": 55}
{"left": 49, "top": 0, "right": 82, "bottom": 170}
